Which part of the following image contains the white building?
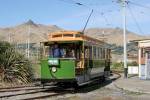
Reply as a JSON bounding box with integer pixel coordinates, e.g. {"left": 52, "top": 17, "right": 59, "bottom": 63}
{"left": 133, "top": 39, "right": 150, "bottom": 79}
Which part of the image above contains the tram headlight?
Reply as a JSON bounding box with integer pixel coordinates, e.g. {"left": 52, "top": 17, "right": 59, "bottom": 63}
{"left": 51, "top": 67, "right": 57, "bottom": 73}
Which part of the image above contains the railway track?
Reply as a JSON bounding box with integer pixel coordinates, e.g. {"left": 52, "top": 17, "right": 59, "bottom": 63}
{"left": 0, "top": 85, "right": 73, "bottom": 100}
{"left": 0, "top": 86, "right": 43, "bottom": 92}
{"left": 0, "top": 72, "right": 121, "bottom": 100}
{"left": 111, "top": 70, "right": 122, "bottom": 81}
{"left": 0, "top": 84, "right": 34, "bottom": 90}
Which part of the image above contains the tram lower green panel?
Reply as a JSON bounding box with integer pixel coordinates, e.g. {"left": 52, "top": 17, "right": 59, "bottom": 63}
{"left": 41, "top": 59, "right": 75, "bottom": 80}
{"left": 93, "top": 59, "right": 106, "bottom": 68}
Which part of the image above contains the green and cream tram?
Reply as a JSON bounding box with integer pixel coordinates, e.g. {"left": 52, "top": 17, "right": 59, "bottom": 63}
{"left": 40, "top": 31, "right": 111, "bottom": 86}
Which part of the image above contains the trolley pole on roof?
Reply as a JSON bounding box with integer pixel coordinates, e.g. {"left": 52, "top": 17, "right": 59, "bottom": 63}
{"left": 82, "top": 9, "right": 93, "bottom": 33}
{"left": 121, "top": 0, "right": 128, "bottom": 78}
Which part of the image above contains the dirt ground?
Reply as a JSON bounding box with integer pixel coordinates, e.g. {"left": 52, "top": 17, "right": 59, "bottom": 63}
{"left": 48, "top": 79, "right": 150, "bottom": 100}
{"left": 49, "top": 87, "right": 150, "bottom": 100}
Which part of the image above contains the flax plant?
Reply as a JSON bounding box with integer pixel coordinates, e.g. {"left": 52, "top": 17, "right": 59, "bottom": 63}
{"left": 0, "top": 41, "right": 33, "bottom": 84}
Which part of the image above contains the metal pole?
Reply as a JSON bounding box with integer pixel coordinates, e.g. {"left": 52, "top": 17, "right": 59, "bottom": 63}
{"left": 82, "top": 9, "right": 93, "bottom": 33}
{"left": 27, "top": 25, "right": 30, "bottom": 59}
{"left": 122, "top": 0, "right": 128, "bottom": 78}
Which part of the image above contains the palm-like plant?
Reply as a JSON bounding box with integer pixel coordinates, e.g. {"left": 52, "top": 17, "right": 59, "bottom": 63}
{"left": 0, "top": 41, "right": 33, "bottom": 84}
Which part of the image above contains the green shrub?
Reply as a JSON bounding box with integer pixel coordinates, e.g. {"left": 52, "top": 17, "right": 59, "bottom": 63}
{"left": 128, "top": 61, "right": 138, "bottom": 66}
{"left": 111, "top": 62, "right": 124, "bottom": 71}
{"left": 0, "top": 41, "right": 33, "bottom": 84}
{"left": 111, "top": 61, "right": 138, "bottom": 71}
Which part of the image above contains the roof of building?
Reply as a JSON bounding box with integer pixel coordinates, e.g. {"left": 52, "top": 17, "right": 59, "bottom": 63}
{"left": 130, "top": 39, "right": 150, "bottom": 43}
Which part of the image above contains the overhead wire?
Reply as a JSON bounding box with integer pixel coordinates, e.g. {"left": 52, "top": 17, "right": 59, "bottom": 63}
{"left": 127, "top": 4, "right": 144, "bottom": 35}
{"left": 128, "top": 1, "right": 150, "bottom": 10}
{"left": 57, "top": 0, "right": 113, "bottom": 26}
{"left": 113, "top": 0, "right": 147, "bottom": 35}
{"left": 127, "top": 1, "right": 150, "bottom": 16}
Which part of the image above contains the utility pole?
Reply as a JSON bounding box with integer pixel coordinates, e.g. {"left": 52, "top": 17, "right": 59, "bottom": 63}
{"left": 121, "top": 0, "right": 128, "bottom": 78}
{"left": 27, "top": 25, "right": 30, "bottom": 59}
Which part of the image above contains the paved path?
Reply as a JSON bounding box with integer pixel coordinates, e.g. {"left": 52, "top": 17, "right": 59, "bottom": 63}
{"left": 114, "top": 74, "right": 150, "bottom": 94}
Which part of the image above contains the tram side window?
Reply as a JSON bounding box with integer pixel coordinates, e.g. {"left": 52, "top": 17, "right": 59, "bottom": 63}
{"left": 102, "top": 48, "right": 105, "bottom": 59}
{"left": 106, "top": 49, "right": 109, "bottom": 59}
{"left": 99, "top": 48, "right": 102, "bottom": 59}
{"left": 49, "top": 44, "right": 76, "bottom": 58}
{"left": 93, "top": 46, "right": 97, "bottom": 59}
{"left": 107, "top": 49, "right": 111, "bottom": 59}
{"left": 97, "top": 47, "right": 100, "bottom": 59}
{"left": 76, "top": 48, "right": 80, "bottom": 60}
{"left": 96, "top": 47, "right": 98, "bottom": 59}
{"left": 105, "top": 49, "right": 107, "bottom": 59}
{"left": 104, "top": 49, "right": 106, "bottom": 59}
{"left": 97, "top": 47, "right": 99, "bottom": 59}
{"left": 89, "top": 46, "right": 92, "bottom": 60}
{"left": 49, "top": 46, "right": 53, "bottom": 57}
{"left": 42, "top": 46, "right": 49, "bottom": 58}
{"left": 85, "top": 47, "right": 89, "bottom": 59}
{"left": 101, "top": 48, "right": 103, "bottom": 59}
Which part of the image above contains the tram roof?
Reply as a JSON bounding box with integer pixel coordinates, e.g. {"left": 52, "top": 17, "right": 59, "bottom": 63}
{"left": 46, "top": 31, "right": 104, "bottom": 44}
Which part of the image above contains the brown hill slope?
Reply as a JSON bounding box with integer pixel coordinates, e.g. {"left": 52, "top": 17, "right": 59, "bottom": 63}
{"left": 0, "top": 21, "right": 149, "bottom": 45}
{"left": 85, "top": 28, "right": 149, "bottom": 46}
{"left": 0, "top": 20, "right": 62, "bottom": 43}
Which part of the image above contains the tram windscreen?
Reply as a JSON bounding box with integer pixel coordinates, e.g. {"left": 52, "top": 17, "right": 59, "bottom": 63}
{"left": 49, "top": 43, "right": 77, "bottom": 58}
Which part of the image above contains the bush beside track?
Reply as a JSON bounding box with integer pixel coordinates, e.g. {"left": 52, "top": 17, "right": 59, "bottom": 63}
{"left": 0, "top": 41, "right": 34, "bottom": 86}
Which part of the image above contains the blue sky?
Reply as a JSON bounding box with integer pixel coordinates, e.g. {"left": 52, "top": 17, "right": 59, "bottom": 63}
{"left": 0, "top": 0, "right": 150, "bottom": 35}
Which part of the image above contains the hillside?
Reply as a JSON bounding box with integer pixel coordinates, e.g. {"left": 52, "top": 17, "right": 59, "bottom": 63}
{"left": 0, "top": 20, "right": 149, "bottom": 46}
{"left": 85, "top": 28, "right": 149, "bottom": 46}
{"left": 0, "top": 20, "right": 149, "bottom": 62}
{"left": 0, "top": 20, "right": 62, "bottom": 43}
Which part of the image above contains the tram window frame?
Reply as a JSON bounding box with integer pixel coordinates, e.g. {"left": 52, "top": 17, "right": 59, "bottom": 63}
{"left": 95, "top": 47, "right": 97, "bottom": 59}
{"left": 93, "top": 46, "right": 97, "bottom": 59}
{"left": 63, "top": 34, "right": 73, "bottom": 37}
{"left": 52, "top": 34, "right": 62, "bottom": 38}
{"left": 85, "top": 46, "right": 89, "bottom": 59}
{"left": 43, "top": 46, "right": 49, "bottom": 58}
{"left": 104, "top": 49, "right": 106, "bottom": 59}
{"left": 89, "top": 46, "right": 92, "bottom": 60}
{"left": 98, "top": 47, "right": 100, "bottom": 59}
{"left": 76, "top": 45, "right": 81, "bottom": 60}
{"left": 105, "top": 49, "right": 107, "bottom": 59}
{"left": 96, "top": 47, "right": 99, "bottom": 59}
{"left": 100, "top": 48, "right": 102, "bottom": 59}
{"left": 96, "top": 47, "right": 98, "bottom": 59}
{"left": 99, "top": 48, "right": 101, "bottom": 59}
{"left": 108, "top": 49, "right": 111, "bottom": 59}
{"left": 102, "top": 48, "right": 105, "bottom": 59}
{"left": 106, "top": 49, "right": 108, "bottom": 59}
